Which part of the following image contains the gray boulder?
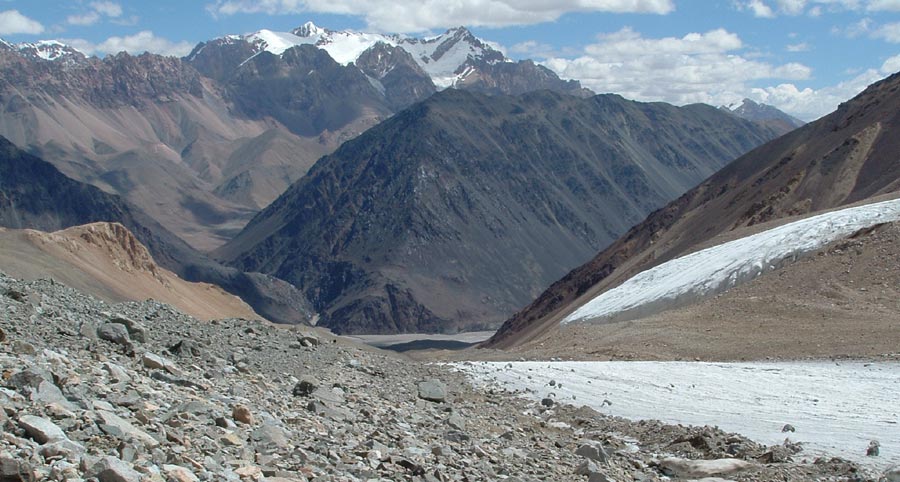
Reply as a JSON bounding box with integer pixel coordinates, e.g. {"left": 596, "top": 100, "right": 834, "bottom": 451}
{"left": 85, "top": 456, "right": 142, "bottom": 482}
{"left": 417, "top": 380, "right": 447, "bottom": 403}
{"left": 18, "top": 415, "right": 67, "bottom": 444}
{"left": 97, "top": 323, "right": 131, "bottom": 347}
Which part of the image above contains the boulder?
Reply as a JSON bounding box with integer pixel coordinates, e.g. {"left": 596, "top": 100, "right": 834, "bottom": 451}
{"left": 232, "top": 404, "right": 254, "bottom": 425}
{"left": 142, "top": 352, "right": 179, "bottom": 374}
{"left": 85, "top": 456, "right": 142, "bottom": 482}
{"left": 659, "top": 458, "right": 753, "bottom": 478}
{"left": 109, "top": 315, "right": 147, "bottom": 343}
{"left": 576, "top": 442, "right": 608, "bottom": 464}
{"left": 18, "top": 415, "right": 67, "bottom": 444}
{"left": 163, "top": 465, "right": 199, "bottom": 482}
{"left": 97, "top": 323, "right": 131, "bottom": 347}
{"left": 417, "top": 380, "right": 447, "bottom": 403}
{"left": 292, "top": 379, "right": 317, "bottom": 397}
{"left": 96, "top": 410, "right": 159, "bottom": 447}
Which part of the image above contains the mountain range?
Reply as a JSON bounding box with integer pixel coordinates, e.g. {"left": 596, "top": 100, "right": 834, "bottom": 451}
{"left": 486, "top": 70, "right": 900, "bottom": 350}
{"left": 215, "top": 89, "right": 780, "bottom": 334}
{"left": 0, "top": 22, "right": 814, "bottom": 335}
{"left": 0, "top": 24, "right": 590, "bottom": 250}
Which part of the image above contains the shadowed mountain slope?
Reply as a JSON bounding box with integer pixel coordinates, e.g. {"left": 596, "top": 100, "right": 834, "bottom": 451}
{"left": 217, "top": 89, "right": 779, "bottom": 334}
{"left": 487, "top": 71, "right": 900, "bottom": 349}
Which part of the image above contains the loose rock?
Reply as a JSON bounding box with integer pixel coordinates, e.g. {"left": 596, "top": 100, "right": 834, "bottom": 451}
{"left": 96, "top": 323, "right": 131, "bottom": 347}
{"left": 232, "top": 404, "right": 254, "bottom": 425}
{"left": 18, "top": 415, "right": 67, "bottom": 444}
{"left": 417, "top": 379, "right": 447, "bottom": 402}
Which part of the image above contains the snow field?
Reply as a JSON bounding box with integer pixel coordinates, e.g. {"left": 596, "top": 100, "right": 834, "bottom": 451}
{"left": 564, "top": 198, "right": 900, "bottom": 324}
{"left": 454, "top": 361, "right": 900, "bottom": 470}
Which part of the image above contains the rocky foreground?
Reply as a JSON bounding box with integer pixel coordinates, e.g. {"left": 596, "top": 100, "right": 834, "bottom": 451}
{"left": 0, "top": 271, "right": 894, "bottom": 481}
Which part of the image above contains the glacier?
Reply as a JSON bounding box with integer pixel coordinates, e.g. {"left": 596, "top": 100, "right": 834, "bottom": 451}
{"left": 564, "top": 198, "right": 900, "bottom": 324}
{"left": 454, "top": 360, "right": 900, "bottom": 470}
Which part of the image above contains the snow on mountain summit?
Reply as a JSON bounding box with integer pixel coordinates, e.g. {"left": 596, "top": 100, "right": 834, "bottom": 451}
{"left": 237, "top": 23, "right": 509, "bottom": 89}
{"left": 1, "top": 39, "right": 86, "bottom": 62}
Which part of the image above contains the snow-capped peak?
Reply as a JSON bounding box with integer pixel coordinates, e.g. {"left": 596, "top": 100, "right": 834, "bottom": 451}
{"left": 228, "top": 22, "right": 508, "bottom": 89}
{"left": 245, "top": 29, "right": 306, "bottom": 56}
{"left": 294, "top": 21, "right": 325, "bottom": 38}
{"left": 10, "top": 39, "right": 85, "bottom": 62}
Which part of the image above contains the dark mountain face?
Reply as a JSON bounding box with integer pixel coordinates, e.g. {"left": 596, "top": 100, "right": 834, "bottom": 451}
{"left": 487, "top": 71, "right": 900, "bottom": 349}
{"left": 216, "top": 89, "right": 780, "bottom": 334}
{"left": 189, "top": 42, "right": 392, "bottom": 138}
{"left": 456, "top": 59, "right": 591, "bottom": 98}
{"left": 355, "top": 42, "right": 437, "bottom": 111}
{"left": 0, "top": 136, "right": 313, "bottom": 324}
{"left": 0, "top": 45, "right": 203, "bottom": 108}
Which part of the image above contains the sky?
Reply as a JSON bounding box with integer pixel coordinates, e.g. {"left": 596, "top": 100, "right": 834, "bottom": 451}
{"left": 1, "top": 1, "right": 899, "bottom": 121}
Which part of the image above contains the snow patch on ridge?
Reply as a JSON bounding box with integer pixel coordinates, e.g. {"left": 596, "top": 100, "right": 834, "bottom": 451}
{"left": 564, "top": 198, "right": 900, "bottom": 324}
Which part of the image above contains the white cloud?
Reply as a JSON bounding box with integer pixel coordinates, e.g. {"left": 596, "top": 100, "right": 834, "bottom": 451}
{"left": 206, "top": 0, "right": 674, "bottom": 32}
{"left": 831, "top": 17, "right": 872, "bottom": 38}
{"left": 868, "top": 0, "right": 900, "bottom": 10}
{"left": 65, "top": 31, "right": 193, "bottom": 57}
{"left": 0, "top": 9, "right": 45, "bottom": 35}
{"left": 542, "top": 28, "right": 811, "bottom": 112}
{"left": 737, "top": 0, "right": 894, "bottom": 16}
{"left": 748, "top": 0, "right": 775, "bottom": 17}
{"left": 91, "top": 1, "right": 123, "bottom": 18}
{"left": 749, "top": 54, "right": 899, "bottom": 120}
{"left": 786, "top": 41, "right": 811, "bottom": 51}
{"left": 67, "top": 1, "right": 123, "bottom": 26}
{"left": 775, "top": 0, "right": 808, "bottom": 14}
{"left": 872, "top": 21, "right": 900, "bottom": 42}
{"left": 67, "top": 12, "right": 100, "bottom": 26}
{"left": 882, "top": 52, "right": 900, "bottom": 71}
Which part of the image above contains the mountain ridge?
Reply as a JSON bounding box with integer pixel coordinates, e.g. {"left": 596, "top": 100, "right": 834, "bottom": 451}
{"left": 217, "top": 88, "right": 781, "bottom": 334}
{"left": 486, "top": 70, "right": 900, "bottom": 349}
{"left": 720, "top": 98, "right": 805, "bottom": 135}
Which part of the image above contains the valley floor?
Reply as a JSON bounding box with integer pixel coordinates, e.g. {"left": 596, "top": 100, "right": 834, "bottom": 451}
{"left": 2, "top": 271, "right": 893, "bottom": 481}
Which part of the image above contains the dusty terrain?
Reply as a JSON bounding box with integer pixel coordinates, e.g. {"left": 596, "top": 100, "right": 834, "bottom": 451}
{"left": 473, "top": 220, "right": 900, "bottom": 362}
{"left": 0, "top": 223, "right": 261, "bottom": 322}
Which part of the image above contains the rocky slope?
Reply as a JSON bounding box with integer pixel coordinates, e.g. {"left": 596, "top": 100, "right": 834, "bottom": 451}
{"left": 0, "top": 42, "right": 331, "bottom": 249}
{"left": 486, "top": 71, "right": 900, "bottom": 349}
{"left": 0, "top": 271, "right": 884, "bottom": 481}
{"left": 217, "top": 89, "right": 780, "bottom": 334}
{"left": 0, "top": 222, "right": 261, "bottom": 321}
{"left": 0, "top": 136, "right": 313, "bottom": 324}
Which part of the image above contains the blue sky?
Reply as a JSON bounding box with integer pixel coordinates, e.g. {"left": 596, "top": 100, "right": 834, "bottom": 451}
{"left": 1, "top": 0, "right": 899, "bottom": 120}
